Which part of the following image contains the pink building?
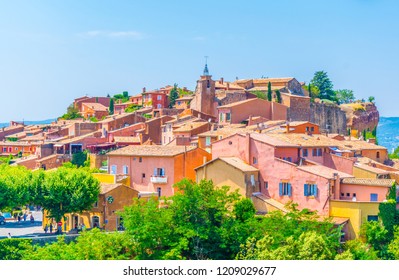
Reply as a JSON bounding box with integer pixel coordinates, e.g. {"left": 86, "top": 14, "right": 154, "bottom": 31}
{"left": 217, "top": 98, "right": 287, "bottom": 125}
{"left": 107, "top": 145, "right": 211, "bottom": 197}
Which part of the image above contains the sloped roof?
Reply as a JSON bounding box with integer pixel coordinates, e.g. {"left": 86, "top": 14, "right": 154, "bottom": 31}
{"left": 107, "top": 145, "right": 196, "bottom": 157}
{"left": 297, "top": 165, "right": 353, "bottom": 179}
{"left": 341, "top": 178, "right": 395, "bottom": 187}
{"left": 82, "top": 103, "right": 108, "bottom": 112}
{"left": 220, "top": 157, "right": 259, "bottom": 172}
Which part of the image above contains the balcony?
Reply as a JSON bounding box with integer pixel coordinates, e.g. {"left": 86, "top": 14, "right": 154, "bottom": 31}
{"left": 150, "top": 176, "right": 168, "bottom": 184}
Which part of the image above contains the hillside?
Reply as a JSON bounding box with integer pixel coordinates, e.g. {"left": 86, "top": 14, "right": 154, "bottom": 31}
{"left": 340, "top": 102, "right": 379, "bottom": 134}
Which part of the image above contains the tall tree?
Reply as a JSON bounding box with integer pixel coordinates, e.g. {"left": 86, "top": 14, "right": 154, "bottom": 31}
{"left": 275, "top": 90, "right": 282, "bottom": 104}
{"left": 36, "top": 167, "right": 100, "bottom": 224}
{"left": 168, "top": 83, "right": 179, "bottom": 108}
{"left": 109, "top": 98, "right": 114, "bottom": 115}
{"left": 310, "top": 71, "right": 335, "bottom": 100}
{"left": 267, "top": 81, "right": 272, "bottom": 101}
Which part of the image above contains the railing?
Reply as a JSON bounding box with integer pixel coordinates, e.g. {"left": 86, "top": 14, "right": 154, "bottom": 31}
{"left": 150, "top": 176, "right": 168, "bottom": 184}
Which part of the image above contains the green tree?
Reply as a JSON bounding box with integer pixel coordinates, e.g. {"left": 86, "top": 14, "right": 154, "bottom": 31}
{"left": 275, "top": 90, "right": 282, "bottom": 103}
{"left": 60, "top": 103, "right": 83, "bottom": 120}
{"left": 71, "top": 151, "right": 88, "bottom": 167}
{"left": 368, "top": 96, "right": 375, "bottom": 103}
{"left": 0, "top": 238, "right": 32, "bottom": 260}
{"left": 335, "top": 89, "right": 355, "bottom": 104}
{"left": 252, "top": 91, "right": 266, "bottom": 100}
{"left": 168, "top": 83, "right": 179, "bottom": 108}
{"left": 37, "top": 167, "right": 100, "bottom": 224}
{"left": 123, "top": 91, "right": 129, "bottom": 100}
{"left": 310, "top": 71, "right": 335, "bottom": 101}
{"left": 267, "top": 81, "right": 272, "bottom": 101}
{"left": 24, "top": 230, "right": 135, "bottom": 260}
{"left": 0, "top": 165, "right": 32, "bottom": 210}
{"left": 109, "top": 98, "right": 114, "bottom": 115}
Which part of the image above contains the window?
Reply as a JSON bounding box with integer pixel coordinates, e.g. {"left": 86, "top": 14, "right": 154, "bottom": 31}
{"left": 312, "top": 148, "right": 317, "bottom": 156}
{"left": 142, "top": 173, "right": 145, "bottom": 178}
{"left": 157, "top": 104, "right": 162, "bottom": 109}
{"left": 93, "top": 200, "right": 98, "bottom": 208}
{"left": 370, "top": 193, "right": 378, "bottom": 202}
{"left": 264, "top": 181, "right": 268, "bottom": 190}
{"left": 205, "top": 136, "right": 211, "bottom": 146}
{"left": 157, "top": 187, "right": 162, "bottom": 197}
{"left": 207, "top": 80, "right": 210, "bottom": 88}
{"left": 279, "top": 182, "right": 292, "bottom": 196}
{"left": 346, "top": 193, "right": 350, "bottom": 197}
{"left": 306, "top": 127, "right": 309, "bottom": 131}
{"left": 226, "top": 113, "right": 231, "bottom": 122}
{"left": 177, "top": 101, "right": 181, "bottom": 105}
{"left": 2, "top": 148, "right": 6, "bottom": 152}
{"left": 250, "top": 174, "right": 255, "bottom": 186}
{"left": 139, "top": 157, "right": 142, "bottom": 163}
{"left": 253, "top": 157, "right": 257, "bottom": 164}
{"left": 304, "top": 184, "right": 318, "bottom": 197}
{"left": 376, "top": 151, "right": 380, "bottom": 159}
{"left": 219, "top": 113, "right": 224, "bottom": 122}
{"left": 317, "top": 148, "right": 322, "bottom": 156}
{"left": 92, "top": 216, "right": 100, "bottom": 228}
{"left": 310, "top": 127, "right": 315, "bottom": 132}
{"left": 110, "top": 165, "right": 117, "bottom": 174}
{"left": 341, "top": 192, "right": 344, "bottom": 197}
{"left": 367, "top": 215, "right": 379, "bottom": 222}
{"left": 123, "top": 165, "right": 128, "bottom": 175}
{"left": 302, "top": 149, "right": 308, "bottom": 157}
{"left": 154, "top": 168, "right": 165, "bottom": 177}
{"left": 157, "top": 95, "right": 162, "bottom": 100}
{"left": 15, "top": 147, "right": 18, "bottom": 151}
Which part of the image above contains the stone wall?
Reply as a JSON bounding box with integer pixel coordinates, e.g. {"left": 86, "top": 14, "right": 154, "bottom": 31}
{"left": 310, "top": 103, "right": 347, "bottom": 134}
{"left": 287, "top": 95, "right": 311, "bottom": 121}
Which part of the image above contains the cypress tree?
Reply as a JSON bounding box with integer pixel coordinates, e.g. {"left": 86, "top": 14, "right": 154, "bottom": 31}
{"left": 275, "top": 90, "right": 282, "bottom": 104}
{"left": 168, "top": 83, "right": 179, "bottom": 108}
{"left": 267, "top": 81, "right": 272, "bottom": 101}
{"left": 109, "top": 98, "right": 114, "bottom": 115}
{"left": 308, "top": 84, "right": 312, "bottom": 100}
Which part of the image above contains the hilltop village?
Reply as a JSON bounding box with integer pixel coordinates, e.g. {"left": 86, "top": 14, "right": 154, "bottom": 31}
{"left": 0, "top": 65, "right": 391, "bottom": 240}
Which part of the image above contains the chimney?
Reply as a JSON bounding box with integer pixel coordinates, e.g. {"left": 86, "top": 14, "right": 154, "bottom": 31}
{"left": 220, "top": 77, "right": 224, "bottom": 84}
{"left": 142, "top": 87, "right": 146, "bottom": 93}
{"left": 226, "top": 82, "right": 230, "bottom": 90}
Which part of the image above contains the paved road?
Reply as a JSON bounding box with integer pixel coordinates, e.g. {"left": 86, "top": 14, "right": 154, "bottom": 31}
{"left": 0, "top": 211, "right": 44, "bottom": 238}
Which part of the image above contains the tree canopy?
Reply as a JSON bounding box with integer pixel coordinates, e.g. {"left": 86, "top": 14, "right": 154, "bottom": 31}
{"left": 168, "top": 83, "right": 179, "bottom": 108}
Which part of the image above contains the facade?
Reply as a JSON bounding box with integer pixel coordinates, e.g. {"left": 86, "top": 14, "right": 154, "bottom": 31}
{"left": 107, "top": 145, "right": 211, "bottom": 197}
{"left": 195, "top": 157, "right": 260, "bottom": 197}
{"left": 190, "top": 64, "right": 217, "bottom": 117}
{"left": 81, "top": 103, "right": 109, "bottom": 119}
{"left": 217, "top": 98, "right": 288, "bottom": 125}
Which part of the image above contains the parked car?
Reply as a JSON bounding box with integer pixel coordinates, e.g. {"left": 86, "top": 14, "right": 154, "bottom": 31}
{"left": 0, "top": 216, "right": 5, "bottom": 225}
{"left": 2, "top": 212, "right": 13, "bottom": 221}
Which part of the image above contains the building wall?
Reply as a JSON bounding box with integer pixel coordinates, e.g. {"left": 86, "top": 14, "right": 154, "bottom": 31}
{"left": 339, "top": 183, "right": 389, "bottom": 202}
{"left": 108, "top": 155, "right": 176, "bottom": 197}
{"left": 330, "top": 200, "right": 381, "bottom": 239}
{"left": 0, "top": 126, "right": 25, "bottom": 141}
{"left": 286, "top": 95, "right": 311, "bottom": 122}
{"left": 352, "top": 166, "right": 378, "bottom": 179}
{"left": 195, "top": 159, "right": 259, "bottom": 197}
{"left": 212, "top": 134, "right": 331, "bottom": 215}
{"left": 323, "top": 153, "right": 355, "bottom": 175}
{"left": 174, "top": 148, "right": 211, "bottom": 184}
{"left": 361, "top": 149, "right": 388, "bottom": 163}
{"left": 274, "top": 147, "right": 299, "bottom": 163}
{"left": 310, "top": 103, "right": 347, "bottom": 134}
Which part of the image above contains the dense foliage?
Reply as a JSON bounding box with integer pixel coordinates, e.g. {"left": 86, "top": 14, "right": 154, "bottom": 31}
{"left": 60, "top": 104, "right": 83, "bottom": 120}
{"left": 0, "top": 165, "right": 100, "bottom": 223}
{"left": 2, "top": 178, "right": 399, "bottom": 260}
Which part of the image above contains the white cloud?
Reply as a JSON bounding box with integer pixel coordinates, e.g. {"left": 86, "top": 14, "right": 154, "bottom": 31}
{"left": 81, "top": 30, "right": 143, "bottom": 39}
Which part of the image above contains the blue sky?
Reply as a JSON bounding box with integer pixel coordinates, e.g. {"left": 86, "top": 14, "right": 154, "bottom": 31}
{"left": 0, "top": 0, "right": 398, "bottom": 122}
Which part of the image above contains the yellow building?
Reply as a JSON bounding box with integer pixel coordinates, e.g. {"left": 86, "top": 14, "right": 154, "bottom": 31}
{"left": 330, "top": 200, "right": 381, "bottom": 240}
{"left": 195, "top": 157, "right": 260, "bottom": 197}
{"left": 43, "top": 173, "right": 138, "bottom": 232}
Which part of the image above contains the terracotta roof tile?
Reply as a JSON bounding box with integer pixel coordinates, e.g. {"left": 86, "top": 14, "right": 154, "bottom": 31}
{"left": 297, "top": 165, "right": 353, "bottom": 179}
{"left": 341, "top": 178, "right": 395, "bottom": 187}
{"left": 107, "top": 145, "right": 196, "bottom": 157}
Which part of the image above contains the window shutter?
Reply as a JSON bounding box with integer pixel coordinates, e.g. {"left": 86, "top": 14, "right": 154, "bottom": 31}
{"left": 154, "top": 168, "right": 157, "bottom": 176}
{"left": 288, "top": 183, "right": 292, "bottom": 197}
{"left": 304, "top": 184, "right": 308, "bottom": 196}
{"left": 279, "top": 183, "right": 283, "bottom": 196}
{"left": 314, "top": 185, "right": 318, "bottom": 197}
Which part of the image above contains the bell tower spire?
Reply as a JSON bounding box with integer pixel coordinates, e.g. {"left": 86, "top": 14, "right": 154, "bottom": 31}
{"left": 203, "top": 56, "right": 209, "bottom": 76}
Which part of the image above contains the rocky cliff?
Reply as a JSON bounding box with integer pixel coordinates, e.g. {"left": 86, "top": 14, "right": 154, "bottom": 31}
{"left": 340, "top": 102, "right": 379, "bottom": 134}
